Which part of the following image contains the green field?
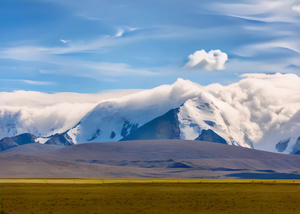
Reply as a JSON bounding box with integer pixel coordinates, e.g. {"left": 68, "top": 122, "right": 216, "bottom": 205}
{"left": 0, "top": 179, "right": 299, "bottom": 214}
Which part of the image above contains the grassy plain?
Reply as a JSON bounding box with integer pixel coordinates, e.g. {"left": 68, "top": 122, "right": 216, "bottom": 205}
{"left": 0, "top": 179, "right": 299, "bottom": 214}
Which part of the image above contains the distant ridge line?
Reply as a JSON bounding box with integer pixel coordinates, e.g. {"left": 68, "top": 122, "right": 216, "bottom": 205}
{"left": 0, "top": 178, "right": 299, "bottom": 184}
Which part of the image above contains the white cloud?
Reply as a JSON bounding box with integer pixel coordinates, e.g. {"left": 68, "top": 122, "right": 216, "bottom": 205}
{"left": 0, "top": 90, "right": 141, "bottom": 107}
{"left": 184, "top": 49, "right": 228, "bottom": 71}
{"left": 292, "top": 4, "right": 300, "bottom": 12}
{"left": 114, "top": 26, "right": 139, "bottom": 38}
{"left": 60, "top": 39, "right": 71, "bottom": 43}
{"left": 204, "top": 73, "right": 300, "bottom": 152}
{"left": 115, "top": 29, "right": 125, "bottom": 38}
{"left": 0, "top": 89, "right": 141, "bottom": 138}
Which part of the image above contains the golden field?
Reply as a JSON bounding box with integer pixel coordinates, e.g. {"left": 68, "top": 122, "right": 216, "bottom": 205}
{"left": 0, "top": 179, "right": 299, "bottom": 214}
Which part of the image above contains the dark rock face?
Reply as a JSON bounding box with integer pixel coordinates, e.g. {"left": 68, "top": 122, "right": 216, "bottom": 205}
{"left": 11, "top": 133, "right": 37, "bottom": 145}
{"left": 121, "top": 121, "right": 138, "bottom": 138}
{"left": 276, "top": 138, "right": 290, "bottom": 152}
{"left": 0, "top": 133, "right": 37, "bottom": 152}
{"left": 204, "top": 120, "right": 217, "bottom": 127}
{"left": 196, "top": 103, "right": 213, "bottom": 113}
{"left": 88, "top": 129, "right": 101, "bottom": 141}
{"left": 194, "top": 129, "right": 227, "bottom": 144}
{"left": 45, "top": 133, "right": 74, "bottom": 146}
{"left": 120, "top": 109, "right": 180, "bottom": 141}
{"left": 291, "top": 136, "right": 300, "bottom": 155}
{"left": 110, "top": 131, "right": 116, "bottom": 139}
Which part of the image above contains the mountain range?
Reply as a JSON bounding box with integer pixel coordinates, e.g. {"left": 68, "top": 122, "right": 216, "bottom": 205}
{"left": 0, "top": 73, "right": 300, "bottom": 155}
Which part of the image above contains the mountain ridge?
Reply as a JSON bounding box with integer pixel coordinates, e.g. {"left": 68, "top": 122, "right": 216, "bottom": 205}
{"left": 1, "top": 140, "right": 299, "bottom": 179}
{"left": 0, "top": 74, "right": 300, "bottom": 154}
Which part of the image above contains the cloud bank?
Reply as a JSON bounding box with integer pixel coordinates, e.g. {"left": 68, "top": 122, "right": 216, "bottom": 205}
{"left": 205, "top": 73, "right": 300, "bottom": 153}
{"left": 0, "top": 89, "right": 140, "bottom": 138}
{"left": 184, "top": 50, "right": 228, "bottom": 71}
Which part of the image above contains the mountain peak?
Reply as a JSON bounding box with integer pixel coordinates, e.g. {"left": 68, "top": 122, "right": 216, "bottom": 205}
{"left": 1, "top": 73, "right": 300, "bottom": 155}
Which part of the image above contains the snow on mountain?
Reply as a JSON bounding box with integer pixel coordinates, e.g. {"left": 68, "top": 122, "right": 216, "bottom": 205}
{"left": 66, "top": 73, "right": 300, "bottom": 154}
{"left": 204, "top": 73, "right": 300, "bottom": 153}
{"left": 0, "top": 90, "right": 140, "bottom": 139}
{"left": 67, "top": 79, "right": 204, "bottom": 143}
{"left": 1, "top": 73, "right": 300, "bottom": 154}
{"left": 177, "top": 95, "right": 252, "bottom": 148}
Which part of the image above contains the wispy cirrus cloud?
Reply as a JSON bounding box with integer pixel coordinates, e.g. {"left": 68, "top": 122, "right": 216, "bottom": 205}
{"left": 22, "top": 80, "right": 56, "bottom": 85}
{"left": 0, "top": 79, "right": 56, "bottom": 85}
{"left": 76, "top": 13, "right": 102, "bottom": 21}
{"left": 209, "top": 0, "right": 300, "bottom": 77}
{"left": 234, "top": 39, "right": 300, "bottom": 57}
{"left": 0, "top": 37, "right": 128, "bottom": 59}
{"left": 0, "top": 26, "right": 173, "bottom": 87}
{"left": 1, "top": 0, "right": 300, "bottom": 93}
{"left": 0, "top": 25, "right": 175, "bottom": 62}
{"left": 114, "top": 29, "right": 125, "bottom": 38}
{"left": 39, "top": 61, "right": 159, "bottom": 79}
{"left": 211, "top": 0, "right": 299, "bottom": 23}
{"left": 114, "top": 26, "right": 138, "bottom": 38}
{"left": 0, "top": 24, "right": 204, "bottom": 81}
{"left": 60, "top": 39, "right": 71, "bottom": 44}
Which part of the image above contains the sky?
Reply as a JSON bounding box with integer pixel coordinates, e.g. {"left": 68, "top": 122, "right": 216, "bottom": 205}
{"left": 1, "top": 0, "right": 300, "bottom": 93}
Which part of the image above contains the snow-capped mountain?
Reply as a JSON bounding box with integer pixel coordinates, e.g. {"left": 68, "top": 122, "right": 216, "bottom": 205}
{"left": 0, "top": 73, "right": 300, "bottom": 154}
{"left": 0, "top": 90, "right": 137, "bottom": 139}
{"left": 66, "top": 78, "right": 204, "bottom": 144}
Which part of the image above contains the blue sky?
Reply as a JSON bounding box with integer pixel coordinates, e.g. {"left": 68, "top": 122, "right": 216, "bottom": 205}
{"left": 1, "top": 0, "right": 300, "bottom": 93}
